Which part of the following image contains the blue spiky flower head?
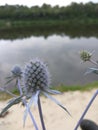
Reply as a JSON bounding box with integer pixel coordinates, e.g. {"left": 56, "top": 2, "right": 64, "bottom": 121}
{"left": 23, "top": 58, "right": 70, "bottom": 126}
{"left": 23, "top": 58, "right": 50, "bottom": 96}
{"left": 11, "top": 65, "right": 22, "bottom": 78}
{"left": 0, "top": 58, "right": 70, "bottom": 130}
{"left": 5, "top": 65, "right": 22, "bottom": 85}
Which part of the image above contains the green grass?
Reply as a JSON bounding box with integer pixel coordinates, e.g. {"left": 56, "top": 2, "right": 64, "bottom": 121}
{"left": 0, "top": 92, "right": 12, "bottom": 101}
{"left": 0, "top": 81, "right": 98, "bottom": 100}
{"left": 52, "top": 81, "right": 98, "bottom": 92}
{"left": 1, "top": 19, "right": 98, "bottom": 30}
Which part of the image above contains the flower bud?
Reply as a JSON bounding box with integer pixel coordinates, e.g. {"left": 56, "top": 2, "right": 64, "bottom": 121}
{"left": 80, "top": 50, "right": 92, "bottom": 62}
{"left": 11, "top": 65, "right": 22, "bottom": 78}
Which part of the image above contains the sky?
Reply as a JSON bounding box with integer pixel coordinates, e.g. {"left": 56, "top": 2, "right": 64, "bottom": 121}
{"left": 0, "top": 0, "right": 98, "bottom": 7}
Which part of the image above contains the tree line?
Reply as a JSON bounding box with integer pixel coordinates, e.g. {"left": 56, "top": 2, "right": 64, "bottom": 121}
{"left": 0, "top": 2, "right": 98, "bottom": 21}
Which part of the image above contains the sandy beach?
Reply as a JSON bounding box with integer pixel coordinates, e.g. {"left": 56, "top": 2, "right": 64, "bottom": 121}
{"left": 0, "top": 89, "right": 98, "bottom": 130}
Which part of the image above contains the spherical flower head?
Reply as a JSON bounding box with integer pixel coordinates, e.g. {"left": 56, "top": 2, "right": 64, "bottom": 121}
{"left": 11, "top": 65, "right": 22, "bottom": 78}
{"left": 23, "top": 58, "right": 50, "bottom": 96}
{"left": 80, "top": 50, "right": 92, "bottom": 62}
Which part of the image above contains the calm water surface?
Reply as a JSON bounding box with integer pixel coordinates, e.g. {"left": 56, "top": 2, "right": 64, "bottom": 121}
{"left": 0, "top": 34, "right": 98, "bottom": 89}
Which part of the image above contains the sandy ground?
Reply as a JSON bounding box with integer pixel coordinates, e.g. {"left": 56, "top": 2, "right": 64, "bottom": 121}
{"left": 0, "top": 89, "right": 98, "bottom": 130}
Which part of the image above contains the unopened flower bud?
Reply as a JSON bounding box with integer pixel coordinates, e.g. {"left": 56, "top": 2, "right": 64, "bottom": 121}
{"left": 80, "top": 50, "right": 92, "bottom": 62}
{"left": 11, "top": 65, "right": 22, "bottom": 78}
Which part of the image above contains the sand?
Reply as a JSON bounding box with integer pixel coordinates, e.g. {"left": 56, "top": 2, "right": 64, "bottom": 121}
{"left": 0, "top": 89, "right": 98, "bottom": 130}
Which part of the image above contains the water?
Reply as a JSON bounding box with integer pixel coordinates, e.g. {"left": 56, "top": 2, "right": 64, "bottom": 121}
{"left": 0, "top": 34, "right": 98, "bottom": 89}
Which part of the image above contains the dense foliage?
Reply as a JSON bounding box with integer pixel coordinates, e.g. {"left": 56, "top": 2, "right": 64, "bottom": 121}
{"left": 0, "top": 2, "right": 98, "bottom": 39}
{"left": 0, "top": 2, "right": 98, "bottom": 21}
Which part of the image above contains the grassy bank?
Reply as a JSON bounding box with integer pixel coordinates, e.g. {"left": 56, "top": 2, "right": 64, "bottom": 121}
{"left": 1, "top": 19, "right": 98, "bottom": 30}
{"left": 0, "top": 92, "right": 12, "bottom": 101}
{"left": 0, "top": 82, "right": 98, "bottom": 100}
{"left": 53, "top": 82, "right": 98, "bottom": 92}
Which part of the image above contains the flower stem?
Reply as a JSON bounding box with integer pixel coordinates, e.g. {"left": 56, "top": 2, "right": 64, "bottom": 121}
{"left": 38, "top": 95, "right": 46, "bottom": 130}
{"left": 22, "top": 98, "right": 39, "bottom": 130}
{"left": 90, "top": 59, "right": 98, "bottom": 66}
{"left": 17, "top": 78, "right": 39, "bottom": 130}
{"left": 74, "top": 89, "right": 98, "bottom": 130}
{"left": 0, "top": 87, "right": 17, "bottom": 97}
{"left": 17, "top": 78, "right": 23, "bottom": 95}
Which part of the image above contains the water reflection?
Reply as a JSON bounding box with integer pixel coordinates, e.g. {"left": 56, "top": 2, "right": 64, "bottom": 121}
{"left": 0, "top": 25, "right": 98, "bottom": 39}
{"left": 0, "top": 35, "right": 98, "bottom": 89}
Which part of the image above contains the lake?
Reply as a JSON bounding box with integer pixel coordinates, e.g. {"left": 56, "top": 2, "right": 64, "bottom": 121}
{"left": 0, "top": 33, "right": 98, "bottom": 89}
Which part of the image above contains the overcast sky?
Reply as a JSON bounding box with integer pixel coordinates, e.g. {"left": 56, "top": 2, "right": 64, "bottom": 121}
{"left": 0, "top": 0, "right": 98, "bottom": 7}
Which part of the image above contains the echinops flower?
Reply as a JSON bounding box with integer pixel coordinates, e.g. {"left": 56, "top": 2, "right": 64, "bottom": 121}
{"left": 5, "top": 65, "right": 22, "bottom": 85}
{"left": 23, "top": 58, "right": 50, "bottom": 96}
{"left": 11, "top": 65, "right": 22, "bottom": 78}
{"left": 74, "top": 50, "right": 98, "bottom": 130}
{"left": 23, "top": 58, "right": 70, "bottom": 128}
{"left": 0, "top": 58, "right": 70, "bottom": 130}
